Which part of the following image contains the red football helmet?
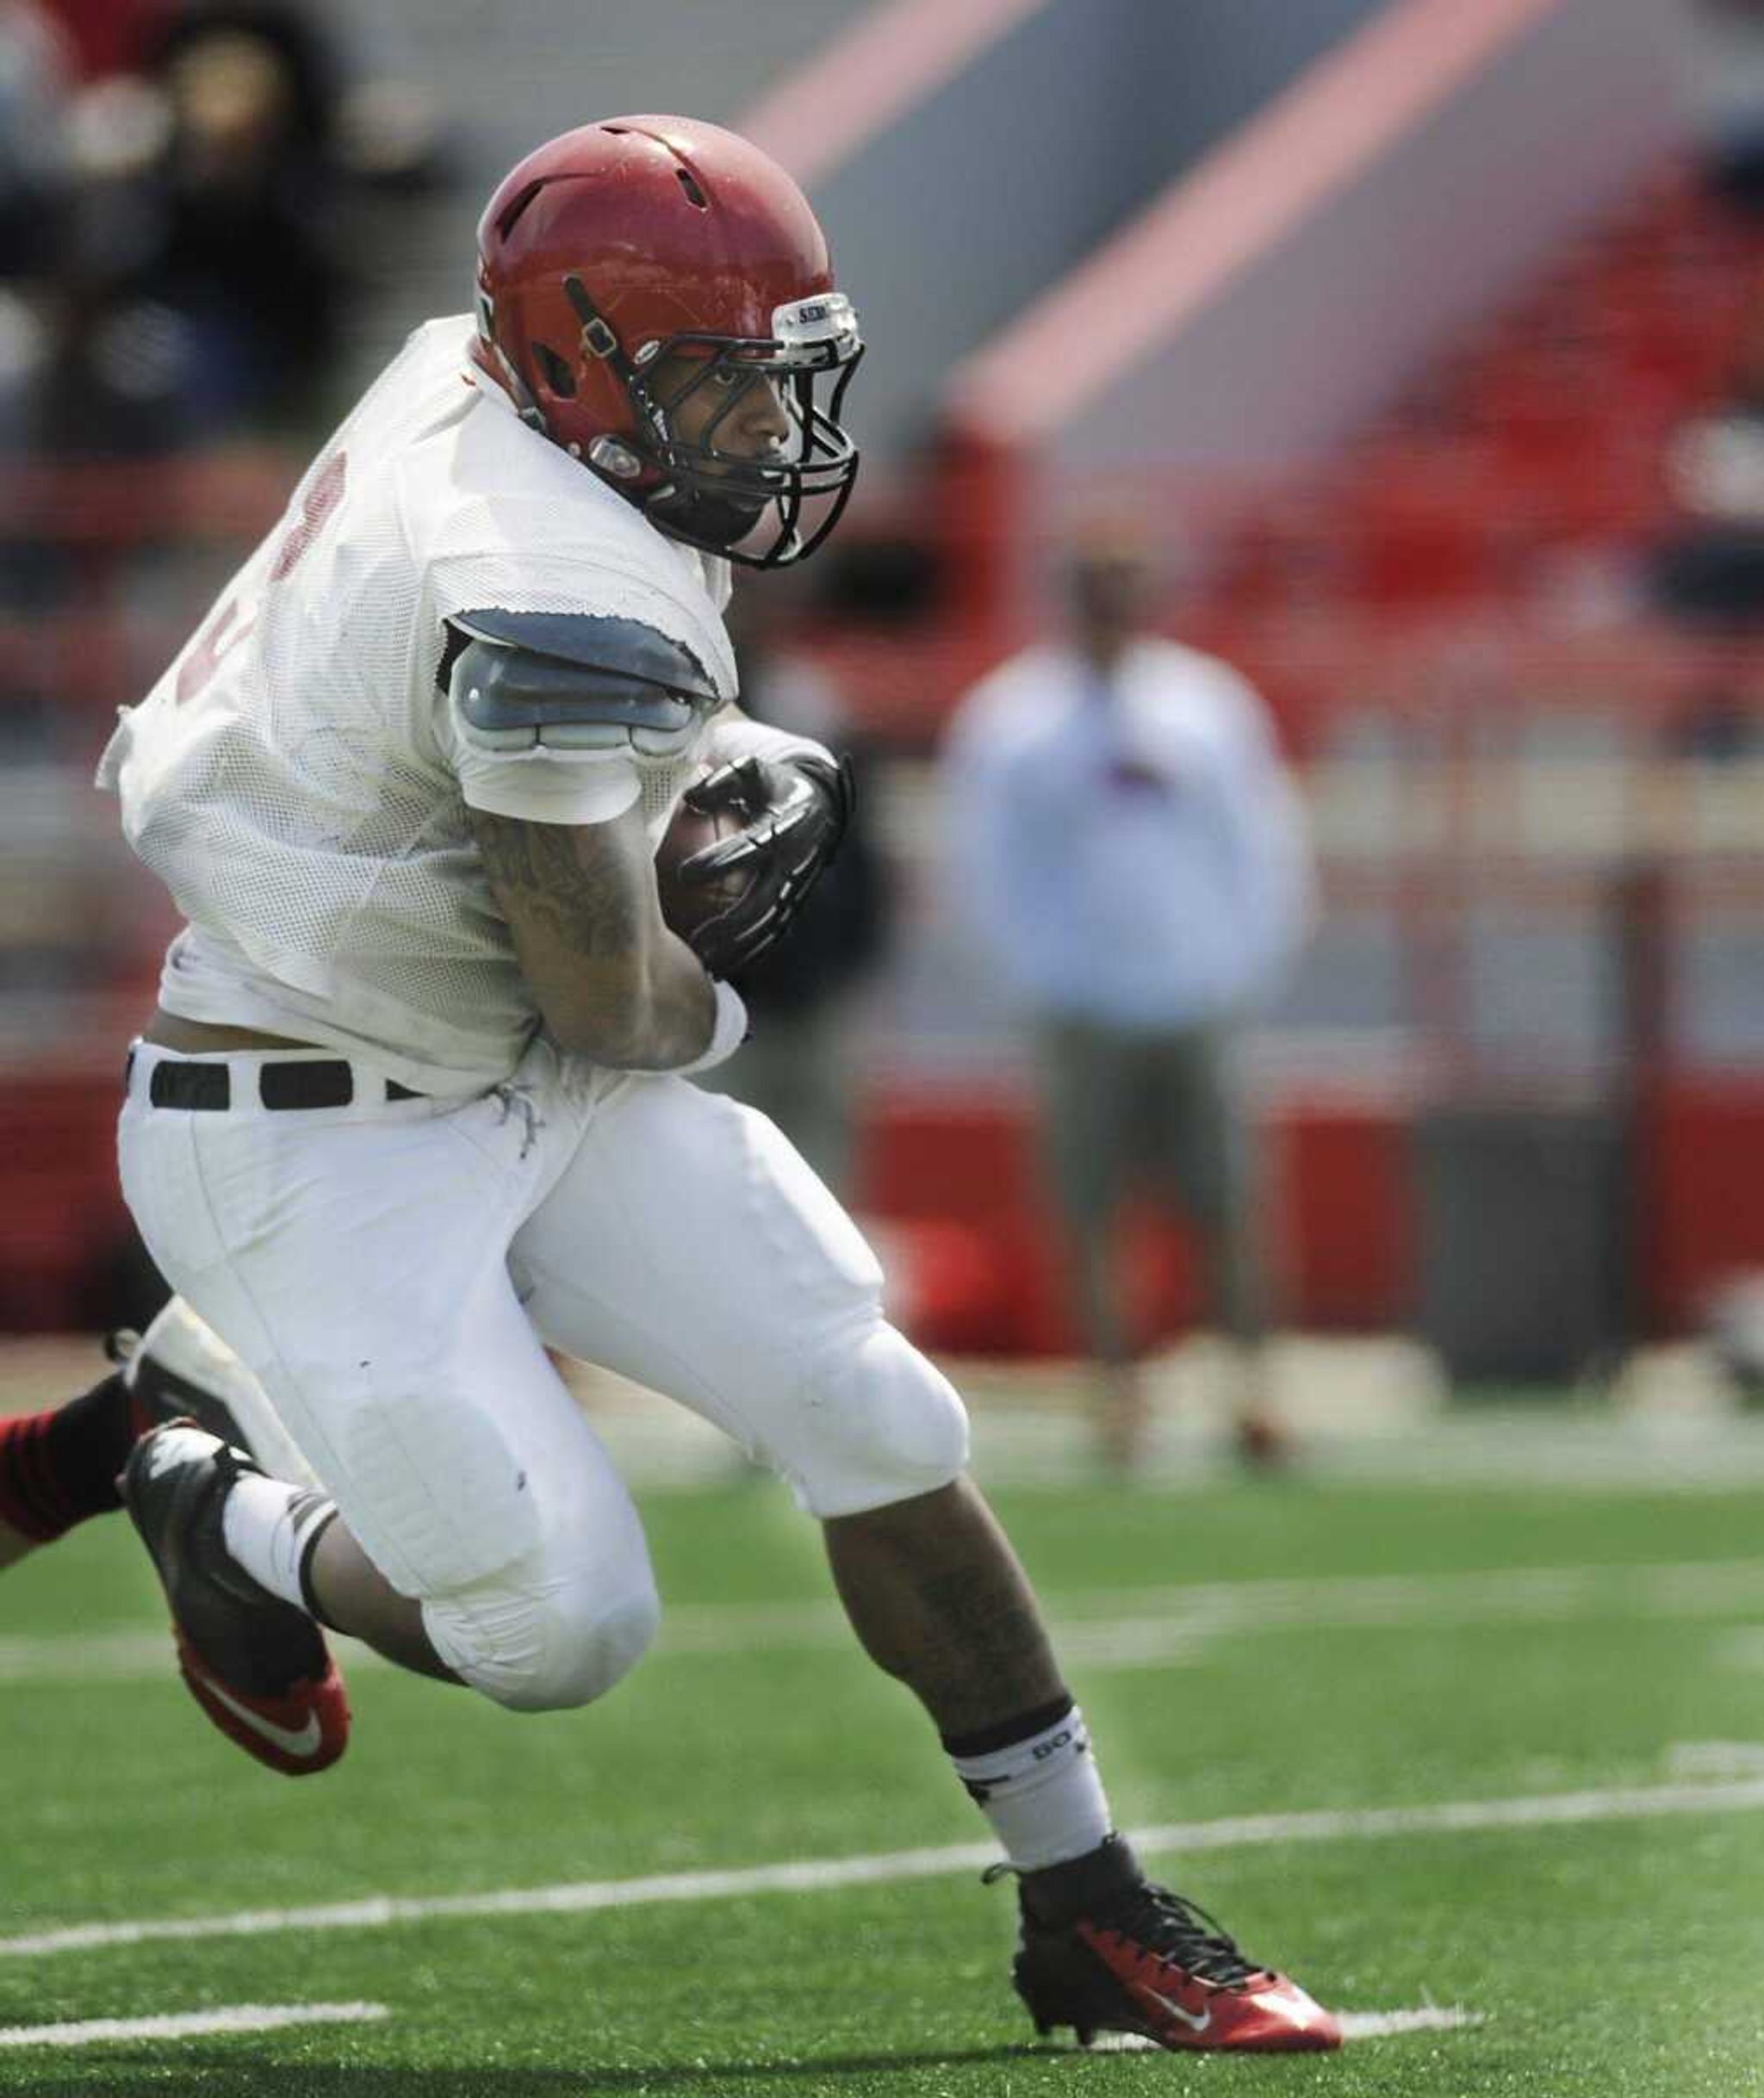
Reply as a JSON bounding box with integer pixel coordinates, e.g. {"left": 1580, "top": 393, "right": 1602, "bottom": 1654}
{"left": 471, "top": 116, "right": 862, "bottom": 568}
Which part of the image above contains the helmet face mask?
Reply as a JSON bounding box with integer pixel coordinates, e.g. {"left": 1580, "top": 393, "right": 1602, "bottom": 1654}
{"left": 471, "top": 119, "right": 864, "bottom": 569}
{"left": 629, "top": 296, "right": 863, "bottom": 566}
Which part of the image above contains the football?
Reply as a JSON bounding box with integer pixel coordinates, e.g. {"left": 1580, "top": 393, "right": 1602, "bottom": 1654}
{"left": 655, "top": 770, "right": 752, "bottom": 940}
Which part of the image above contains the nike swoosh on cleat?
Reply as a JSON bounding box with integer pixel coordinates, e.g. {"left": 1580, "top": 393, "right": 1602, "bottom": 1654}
{"left": 194, "top": 1673, "right": 325, "bottom": 1759}
{"left": 1140, "top": 1986, "right": 1211, "bottom": 2034}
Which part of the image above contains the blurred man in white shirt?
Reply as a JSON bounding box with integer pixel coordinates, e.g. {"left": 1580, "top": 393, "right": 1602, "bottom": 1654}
{"left": 945, "top": 524, "right": 1314, "bottom": 1471}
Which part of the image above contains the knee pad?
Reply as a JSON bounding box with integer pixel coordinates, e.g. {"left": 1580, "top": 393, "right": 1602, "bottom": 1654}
{"left": 788, "top": 1319, "right": 971, "bottom": 1519}
{"left": 423, "top": 1554, "right": 662, "bottom": 1713}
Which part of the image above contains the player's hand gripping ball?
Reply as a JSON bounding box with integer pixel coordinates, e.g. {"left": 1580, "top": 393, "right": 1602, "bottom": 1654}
{"left": 657, "top": 751, "right": 852, "bottom": 978}
{"left": 655, "top": 766, "right": 755, "bottom": 944}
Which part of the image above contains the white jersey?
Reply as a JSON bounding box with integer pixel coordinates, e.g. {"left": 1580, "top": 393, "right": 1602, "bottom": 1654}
{"left": 97, "top": 316, "right": 737, "bottom": 1094}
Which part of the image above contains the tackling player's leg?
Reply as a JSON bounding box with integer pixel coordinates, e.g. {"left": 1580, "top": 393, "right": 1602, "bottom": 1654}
{"left": 0, "top": 1299, "right": 266, "bottom": 1569}
{"left": 0, "top": 1352, "right": 134, "bottom": 1567}
{"left": 0, "top": 1295, "right": 359, "bottom": 1773}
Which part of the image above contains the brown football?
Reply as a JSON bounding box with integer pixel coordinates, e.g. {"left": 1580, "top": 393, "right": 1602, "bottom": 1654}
{"left": 655, "top": 770, "right": 753, "bottom": 940}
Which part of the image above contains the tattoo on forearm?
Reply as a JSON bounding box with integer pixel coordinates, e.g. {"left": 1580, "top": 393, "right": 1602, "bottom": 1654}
{"left": 470, "top": 810, "right": 642, "bottom": 960}
{"left": 469, "top": 804, "right": 713, "bottom": 1067}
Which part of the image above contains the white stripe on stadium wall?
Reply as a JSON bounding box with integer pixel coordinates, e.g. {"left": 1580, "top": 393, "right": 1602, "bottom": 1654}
{"left": 3, "top": 1778, "right": 1761, "bottom": 1962}
{"left": 6, "top": 1556, "right": 1764, "bottom": 1682}
{"left": 0, "top": 2003, "right": 388, "bottom": 2048}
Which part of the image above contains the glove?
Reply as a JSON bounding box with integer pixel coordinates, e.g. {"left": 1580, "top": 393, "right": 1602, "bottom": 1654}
{"left": 673, "top": 751, "right": 854, "bottom": 978}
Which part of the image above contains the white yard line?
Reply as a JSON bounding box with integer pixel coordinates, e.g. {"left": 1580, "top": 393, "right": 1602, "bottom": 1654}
{"left": 9, "top": 1556, "right": 1764, "bottom": 1684}
{"left": 1337, "top": 2008, "right": 1485, "bottom": 2039}
{"left": 1713, "top": 1627, "right": 1764, "bottom": 1671}
{"left": 1667, "top": 1740, "right": 1764, "bottom": 1777}
{"left": 660, "top": 1556, "right": 1764, "bottom": 1651}
{"left": 0, "top": 1627, "right": 390, "bottom": 1685}
{"left": 0, "top": 2002, "right": 388, "bottom": 2048}
{"left": 4, "top": 1778, "right": 1761, "bottom": 1962}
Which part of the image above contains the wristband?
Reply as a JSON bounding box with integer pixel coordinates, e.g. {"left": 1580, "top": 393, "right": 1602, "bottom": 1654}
{"left": 674, "top": 978, "right": 749, "bottom": 1077}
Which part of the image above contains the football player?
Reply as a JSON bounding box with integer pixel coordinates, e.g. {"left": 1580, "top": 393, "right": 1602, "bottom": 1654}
{"left": 84, "top": 118, "right": 1338, "bottom": 2052}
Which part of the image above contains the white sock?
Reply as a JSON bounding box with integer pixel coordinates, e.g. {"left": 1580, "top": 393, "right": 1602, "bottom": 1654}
{"left": 947, "top": 1700, "right": 1114, "bottom": 1871}
{"left": 221, "top": 1470, "right": 338, "bottom": 1614}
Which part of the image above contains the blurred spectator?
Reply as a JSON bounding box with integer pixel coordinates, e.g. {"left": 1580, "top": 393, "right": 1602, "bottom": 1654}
{"left": 942, "top": 523, "right": 1313, "bottom": 1473}
{"left": 702, "top": 580, "right": 888, "bottom": 1198}
{"left": 13, "top": 2, "right": 363, "bottom": 453}
{"left": 1651, "top": 300, "right": 1764, "bottom": 630}
{"left": 0, "top": 2, "right": 71, "bottom": 277}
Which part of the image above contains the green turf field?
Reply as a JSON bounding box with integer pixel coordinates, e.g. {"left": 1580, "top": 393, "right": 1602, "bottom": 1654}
{"left": 3, "top": 1448, "right": 1763, "bottom": 2094}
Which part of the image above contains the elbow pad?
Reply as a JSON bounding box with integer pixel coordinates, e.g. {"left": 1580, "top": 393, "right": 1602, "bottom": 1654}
{"left": 447, "top": 610, "right": 723, "bottom": 760}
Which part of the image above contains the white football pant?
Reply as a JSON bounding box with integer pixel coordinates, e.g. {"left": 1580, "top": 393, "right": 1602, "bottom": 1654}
{"left": 118, "top": 1038, "right": 969, "bottom": 1710}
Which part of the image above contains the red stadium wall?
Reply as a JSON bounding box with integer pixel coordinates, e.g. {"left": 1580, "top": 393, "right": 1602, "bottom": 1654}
{"left": 853, "top": 1078, "right": 1764, "bottom": 1357}
{"left": 1646, "top": 1084, "right": 1764, "bottom": 1336}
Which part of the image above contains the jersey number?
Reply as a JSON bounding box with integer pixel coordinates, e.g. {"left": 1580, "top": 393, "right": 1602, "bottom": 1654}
{"left": 176, "top": 450, "right": 349, "bottom": 705}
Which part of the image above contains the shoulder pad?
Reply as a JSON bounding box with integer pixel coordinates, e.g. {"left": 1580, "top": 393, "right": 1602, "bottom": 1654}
{"left": 446, "top": 610, "right": 720, "bottom": 757}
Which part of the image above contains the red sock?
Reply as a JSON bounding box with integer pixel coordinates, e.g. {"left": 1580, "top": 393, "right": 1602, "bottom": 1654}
{"left": 0, "top": 1374, "right": 132, "bottom": 1542}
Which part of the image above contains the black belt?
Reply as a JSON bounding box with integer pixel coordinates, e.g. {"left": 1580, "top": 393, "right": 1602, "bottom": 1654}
{"left": 138, "top": 1057, "right": 425, "bottom": 1112}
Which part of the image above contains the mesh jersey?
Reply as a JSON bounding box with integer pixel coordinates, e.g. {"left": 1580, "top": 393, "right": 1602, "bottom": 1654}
{"left": 97, "top": 316, "right": 737, "bottom": 1093}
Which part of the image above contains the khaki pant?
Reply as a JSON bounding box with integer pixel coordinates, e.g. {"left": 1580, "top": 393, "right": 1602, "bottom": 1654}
{"left": 1034, "top": 1015, "right": 1266, "bottom": 1362}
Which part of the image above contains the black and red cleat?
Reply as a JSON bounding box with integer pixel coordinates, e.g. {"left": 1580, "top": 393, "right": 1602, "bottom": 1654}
{"left": 121, "top": 1421, "right": 349, "bottom": 1778}
{"left": 1006, "top": 1835, "right": 1340, "bottom": 2053}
